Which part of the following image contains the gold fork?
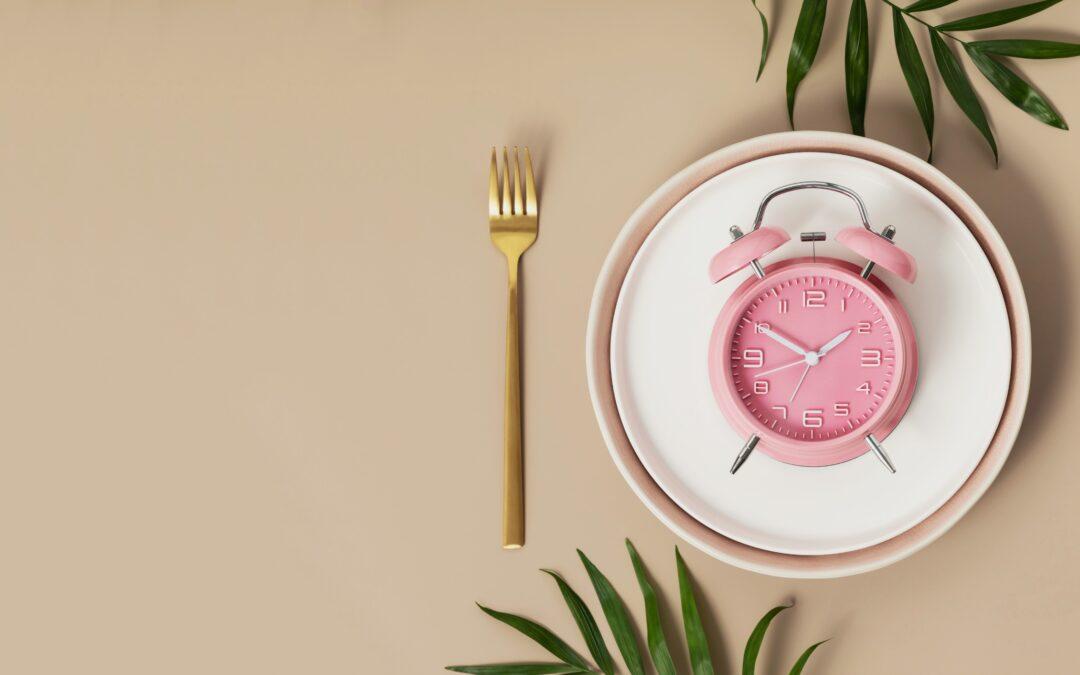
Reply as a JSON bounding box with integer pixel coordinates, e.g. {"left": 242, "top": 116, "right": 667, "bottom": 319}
{"left": 489, "top": 146, "right": 538, "bottom": 549}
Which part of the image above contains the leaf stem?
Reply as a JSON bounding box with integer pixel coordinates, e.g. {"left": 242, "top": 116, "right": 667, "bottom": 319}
{"left": 878, "top": 0, "right": 968, "bottom": 45}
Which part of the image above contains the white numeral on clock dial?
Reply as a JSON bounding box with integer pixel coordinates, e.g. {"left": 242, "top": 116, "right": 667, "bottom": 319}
{"left": 860, "top": 349, "right": 882, "bottom": 367}
{"left": 802, "top": 289, "right": 826, "bottom": 308}
{"left": 753, "top": 380, "right": 769, "bottom": 395}
{"left": 777, "top": 299, "right": 789, "bottom": 314}
{"left": 754, "top": 322, "right": 771, "bottom": 333}
{"left": 857, "top": 320, "right": 872, "bottom": 334}
{"left": 742, "top": 349, "right": 764, "bottom": 368}
{"left": 771, "top": 405, "right": 788, "bottom": 420}
{"left": 834, "top": 402, "right": 850, "bottom": 416}
{"left": 802, "top": 409, "right": 824, "bottom": 428}
{"left": 856, "top": 381, "right": 871, "bottom": 394}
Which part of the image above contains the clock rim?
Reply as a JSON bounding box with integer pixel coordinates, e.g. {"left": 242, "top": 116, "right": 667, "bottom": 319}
{"left": 709, "top": 257, "right": 918, "bottom": 466}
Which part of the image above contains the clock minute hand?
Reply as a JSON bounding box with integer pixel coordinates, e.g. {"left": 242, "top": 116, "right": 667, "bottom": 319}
{"left": 760, "top": 327, "right": 810, "bottom": 357}
{"left": 815, "top": 329, "right": 853, "bottom": 357}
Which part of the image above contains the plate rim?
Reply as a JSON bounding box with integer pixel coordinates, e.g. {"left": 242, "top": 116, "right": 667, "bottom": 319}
{"left": 585, "top": 131, "right": 1032, "bottom": 578}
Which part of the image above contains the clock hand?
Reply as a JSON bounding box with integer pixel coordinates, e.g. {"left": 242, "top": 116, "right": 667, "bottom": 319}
{"left": 784, "top": 329, "right": 850, "bottom": 401}
{"left": 789, "top": 362, "right": 812, "bottom": 403}
{"left": 759, "top": 327, "right": 811, "bottom": 357}
{"left": 815, "top": 329, "right": 853, "bottom": 357}
{"left": 753, "top": 357, "right": 807, "bottom": 378}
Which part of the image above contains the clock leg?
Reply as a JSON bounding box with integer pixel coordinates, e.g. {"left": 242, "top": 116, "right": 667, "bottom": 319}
{"left": 865, "top": 434, "right": 897, "bottom": 473}
{"left": 730, "top": 434, "right": 760, "bottom": 474}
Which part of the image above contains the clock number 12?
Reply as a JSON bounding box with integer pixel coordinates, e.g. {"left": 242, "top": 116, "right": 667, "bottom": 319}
{"left": 802, "top": 290, "right": 826, "bottom": 308}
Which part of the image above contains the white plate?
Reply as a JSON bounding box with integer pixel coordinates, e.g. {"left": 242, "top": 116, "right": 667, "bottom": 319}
{"left": 610, "top": 152, "right": 1011, "bottom": 556}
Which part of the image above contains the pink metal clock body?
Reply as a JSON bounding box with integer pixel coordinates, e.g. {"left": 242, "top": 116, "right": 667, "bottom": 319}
{"left": 709, "top": 257, "right": 918, "bottom": 467}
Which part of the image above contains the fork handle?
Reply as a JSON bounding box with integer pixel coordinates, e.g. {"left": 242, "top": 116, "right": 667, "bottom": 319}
{"left": 502, "top": 255, "right": 524, "bottom": 549}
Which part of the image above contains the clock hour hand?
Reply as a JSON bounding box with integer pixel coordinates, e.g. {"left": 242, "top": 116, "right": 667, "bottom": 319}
{"left": 759, "top": 327, "right": 811, "bottom": 357}
{"left": 815, "top": 329, "right": 853, "bottom": 357}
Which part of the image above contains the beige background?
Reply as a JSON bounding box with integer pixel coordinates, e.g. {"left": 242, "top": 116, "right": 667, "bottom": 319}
{"left": 1, "top": 1, "right": 1077, "bottom": 673}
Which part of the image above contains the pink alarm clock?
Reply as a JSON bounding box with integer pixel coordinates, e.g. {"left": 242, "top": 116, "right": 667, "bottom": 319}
{"left": 708, "top": 181, "right": 918, "bottom": 474}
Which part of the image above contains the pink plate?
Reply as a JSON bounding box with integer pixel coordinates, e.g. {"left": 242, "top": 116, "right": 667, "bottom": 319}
{"left": 586, "top": 131, "right": 1030, "bottom": 577}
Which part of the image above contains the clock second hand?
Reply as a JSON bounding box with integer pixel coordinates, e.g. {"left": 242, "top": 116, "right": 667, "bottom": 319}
{"left": 753, "top": 357, "right": 807, "bottom": 378}
{"left": 789, "top": 362, "right": 812, "bottom": 402}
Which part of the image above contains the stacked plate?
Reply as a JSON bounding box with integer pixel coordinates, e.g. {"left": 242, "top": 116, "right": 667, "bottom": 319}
{"left": 586, "top": 132, "right": 1030, "bottom": 578}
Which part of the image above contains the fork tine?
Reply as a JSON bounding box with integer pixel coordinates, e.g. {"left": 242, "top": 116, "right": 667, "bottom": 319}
{"left": 523, "top": 147, "right": 537, "bottom": 216}
{"left": 501, "top": 146, "right": 512, "bottom": 216}
{"left": 489, "top": 147, "right": 500, "bottom": 217}
{"left": 512, "top": 147, "right": 523, "bottom": 215}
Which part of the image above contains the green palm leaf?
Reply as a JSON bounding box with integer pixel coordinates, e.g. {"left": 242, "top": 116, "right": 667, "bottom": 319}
{"left": 965, "top": 45, "right": 1067, "bottom": 128}
{"left": 905, "top": 0, "right": 959, "bottom": 12}
{"left": 937, "top": 0, "right": 1063, "bottom": 31}
{"left": 846, "top": 0, "right": 870, "bottom": 135}
{"left": 446, "top": 665, "right": 587, "bottom": 674}
{"left": 675, "top": 548, "right": 714, "bottom": 675}
{"left": 970, "top": 39, "right": 1080, "bottom": 59}
{"left": 578, "top": 549, "right": 646, "bottom": 675}
{"left": 742, "top": 605, "right": 790, "bottom": 675}
{"left": 542, "top": 570, "right": 615, "bottom": 675}
{"left": 748, "top": 0, "right": 771, "bottom": 80}
{"left": 788, "top": 641, "right": 828, "bottom": 675}
{"left": 930, "top": 29, "right": 998, "bottom": 163}
{"left": 785, "top": 0, "right": 828, "bottom": 127}
{"left": 892, "top": 8, "right": 935, "bottom": 159}
{"left": 626, "top": 540, "right": 676, "bottom": 675}
{"left": 476, "top": 604, "right": 591, "bottom": 673}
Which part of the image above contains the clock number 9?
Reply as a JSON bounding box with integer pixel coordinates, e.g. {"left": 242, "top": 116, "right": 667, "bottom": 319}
{"left": 742, "top": 349, "right": 764, "bottom": 368}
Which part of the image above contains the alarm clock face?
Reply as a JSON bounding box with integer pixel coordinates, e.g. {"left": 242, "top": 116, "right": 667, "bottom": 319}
{"left": 709, "top": 259, "right": 916, "bottom": 466}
